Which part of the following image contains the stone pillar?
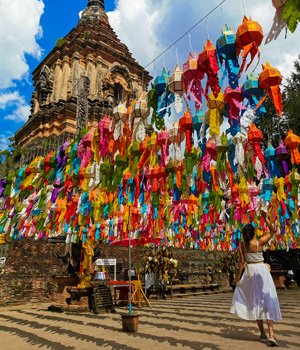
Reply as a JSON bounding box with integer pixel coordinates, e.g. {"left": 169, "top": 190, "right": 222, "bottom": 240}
{"left": 52, "top": 59, "right": 62, "bottom": 102}
{"left": 71, "top": 52, "right": 81, "bottom": 97}
{"left": 95, "top": 56, "right": 105, "bottom": 99}
{"left": 86, "top": 54, "right": 96, "bottom": 99}
{"left": 61, "top": 56, "right": 71, "bottom": 101}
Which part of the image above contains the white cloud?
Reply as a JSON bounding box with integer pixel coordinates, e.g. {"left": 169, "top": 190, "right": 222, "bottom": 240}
{"left": 0, "top": 91, "right": 30, "bottom": 123}
{"left": 0, "top": 0, "right": 44, "bottom": 88}
{"left": 108, "top": 0, "right": 300, "bottom": 81}
{"left": 0, "top": 131, "right": 13, "bottom": 150}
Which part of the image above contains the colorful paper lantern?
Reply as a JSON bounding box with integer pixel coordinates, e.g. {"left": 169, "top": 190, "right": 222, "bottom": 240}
{"left": 236, "top": 16, "right": 263, "bottom": 74}
{"left": 224, "top": 86, "right": 246, "bottom": 128}
{"left": 242, "top": 73, "right": 266, "bottom": 115}
{"left": 275, "top": 140, "right": 290, "bottom": 175}
{"left": 112, "top": 103, "right": 127, "bottom": 122}
{"left": 247, "top": 123, "right": 265, "bottom": 165}
{"left": 192, "top": 109, "right": 205, "bottom": 142}
{"left": 206, "top": 91, "right": 225, "bottom": 136}
{"left": 198, "top": 39, "right": 220, "bottom": 97}
{"left": 284, "top": 130, "right": 300, "bottom": 164}
{"left": 168, "top": 65, "right": 184, "bottom": 95}
{"left": 179, "top": 109, "right": 193, "bottom": 153}
{"left": 216, "top": 24, "right": 239, "bottom": 89}
{"left": 258, "top": 62, "right": 283, "bottom": 116}
{"left": 183, "top": 52, "right": 204, "bottom": 108}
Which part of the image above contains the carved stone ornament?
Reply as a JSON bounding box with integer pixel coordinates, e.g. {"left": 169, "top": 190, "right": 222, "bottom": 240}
{"left": 35, "top": 65, "right": 53, "bottom": 106}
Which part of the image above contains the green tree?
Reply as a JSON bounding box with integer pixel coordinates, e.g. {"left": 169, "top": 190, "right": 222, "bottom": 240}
{"left": 282, "top": 55, "right": 300, "bottom": 136}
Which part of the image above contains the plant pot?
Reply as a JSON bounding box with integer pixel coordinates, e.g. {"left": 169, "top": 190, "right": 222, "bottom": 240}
{"left": 121, "top": 313, "right": 139, "bottom": 332}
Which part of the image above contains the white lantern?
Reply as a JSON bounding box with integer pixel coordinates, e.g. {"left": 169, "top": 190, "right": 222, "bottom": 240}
{"left": 168, "top": 65, "right": 184, "bottom": 96}
{"left": 112, "top": 103, "right": 127, "bottom": 122}
{"left": 132, "top": 96, "right": 150, "bottom": 119}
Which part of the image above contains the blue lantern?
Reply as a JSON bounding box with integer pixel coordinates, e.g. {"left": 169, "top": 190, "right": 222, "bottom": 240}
{"left": 242, "top": 73, "right": 266, "bottom": 115}
{"left": 216, "top": 25, "right": 239, "bottom": 89}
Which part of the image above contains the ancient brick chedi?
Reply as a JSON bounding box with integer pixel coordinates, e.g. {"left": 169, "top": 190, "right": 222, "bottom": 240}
{"left": 14, "top": 0, "right": 151, "bottom": 148}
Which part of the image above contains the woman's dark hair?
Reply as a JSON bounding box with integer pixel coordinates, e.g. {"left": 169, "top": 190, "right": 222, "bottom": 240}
{"left": 243, "top": 224, "right": 255, "bottom": 242}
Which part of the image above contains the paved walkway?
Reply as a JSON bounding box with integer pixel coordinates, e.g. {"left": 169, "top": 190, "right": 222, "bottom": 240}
{"left": 0, "top": 288, "right": 299, "bottom": 350}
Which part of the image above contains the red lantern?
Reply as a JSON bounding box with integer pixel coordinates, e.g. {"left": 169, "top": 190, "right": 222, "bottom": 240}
{"left": 258, "top": 61, "right": 283, "bottom": 116}
{"left": 183, "top": 52, "right": 204, "bottom": 108}
{"left": 198, "top": 39, "right": 220, "bottom": 97}
{"left": 224, "top": 86, "right": 245, "bottom": 125}
{"left": 284, "top": 130, "right": 300, "bottom": 164}
{"left": 179, "top": 109, "right": 193, "bottom": 153}
{"left": 236, "top": 16, "right": 263, "bottom": 74}
{"left": 149, "top": 163, "right": 166, "bottom": 192}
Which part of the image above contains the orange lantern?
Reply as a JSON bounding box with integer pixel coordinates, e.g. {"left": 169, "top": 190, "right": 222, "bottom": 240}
{"left": 247, "top": 123, "right": 265, "bottom": 165}
{"left": 149, "top": 163, "right": 166, "bottom": 192}
{"left": 198, "top": 39, "right": 220, "bottom": 97}
{"left": 236, "top": 16, "right": 263, "bottom": 74}
{"left": 284, "top": 130, "right": 300, "bottom": 164}
{"left": 258, "top": 61, "right": 283, "bottom": 116}
{"left": 179, "top": 109, "right": 193, "bottom": 153}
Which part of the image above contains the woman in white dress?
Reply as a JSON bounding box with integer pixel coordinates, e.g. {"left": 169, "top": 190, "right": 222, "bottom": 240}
{"left": 230, "top": 211, "right": 282, "bottom": 346}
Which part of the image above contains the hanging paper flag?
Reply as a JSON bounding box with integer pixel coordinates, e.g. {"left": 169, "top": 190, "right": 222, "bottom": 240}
{"left": 265, "top": 0, "right": 287, "bottom": 43}
{"left": 198, "top": 39, "right": 221, "bottom": 97}
{"left": 183, "top": 52, "right": 204, "bottom": 109}
{"left": 217, "top": 24, "right": 240, "bottom": 89}
{"left": 236, "top": 16, "right": 263, "bottom": 75}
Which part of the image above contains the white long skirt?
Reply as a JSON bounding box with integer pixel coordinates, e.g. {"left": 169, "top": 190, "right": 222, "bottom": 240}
{"left": 230, "top": 263, "right": 282, "bottom": 321}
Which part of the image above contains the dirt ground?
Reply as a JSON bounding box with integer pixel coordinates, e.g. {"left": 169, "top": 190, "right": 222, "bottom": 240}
{"left": 0, "top": 288, "right": 299, "bottom": 350}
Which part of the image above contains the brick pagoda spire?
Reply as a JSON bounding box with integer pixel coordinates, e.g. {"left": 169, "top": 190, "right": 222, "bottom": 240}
{"left": 15, "top": 0, "right": 151, "bottom": 149}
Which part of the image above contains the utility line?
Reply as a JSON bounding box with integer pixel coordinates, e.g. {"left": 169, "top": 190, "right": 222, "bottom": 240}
{"left": 144, "top": 0, "right": 227, "bottom": 69}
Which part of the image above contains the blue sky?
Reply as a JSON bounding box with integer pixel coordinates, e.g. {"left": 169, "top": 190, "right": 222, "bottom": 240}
{"left": 0, "top": 0, "right": 299, "bottom": 150}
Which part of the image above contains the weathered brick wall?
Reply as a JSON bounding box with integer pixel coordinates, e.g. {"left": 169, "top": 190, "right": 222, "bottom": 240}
{"left": 0, "top": 239, "right": 66, "bottom": 305}
{"left": 0, "top": 240, "right": 231, "bottom": 305}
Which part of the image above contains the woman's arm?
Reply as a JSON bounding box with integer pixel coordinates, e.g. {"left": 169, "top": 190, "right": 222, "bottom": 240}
{"left": 259, "top": 210, "right": 275, "bottom": 246}
{"left": 237, "top": 243, "right": 246, "bottom": 278}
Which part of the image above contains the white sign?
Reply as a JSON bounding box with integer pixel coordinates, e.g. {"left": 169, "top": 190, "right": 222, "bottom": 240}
{"left": 94, "top": 258, "right": 116, "bottom": 266}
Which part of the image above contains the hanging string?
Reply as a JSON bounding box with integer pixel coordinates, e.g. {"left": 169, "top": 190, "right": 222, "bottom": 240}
{"left": 188, "top": 32, "right": 194, "bottom": 53}
{"left": 144, "top": 0, "right": 226, "bottom": 69}
{"left": 220, "top": 5, "right": 225, "bottom": 26}
{"left": 242, "top": 0, "right": 247, "bottom": 15}
{"left": 205, "top": 18, "right": 210, "bottom": 40}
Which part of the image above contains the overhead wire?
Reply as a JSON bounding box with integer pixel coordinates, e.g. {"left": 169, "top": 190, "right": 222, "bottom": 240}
{"left": 144, "top": 0, "right": 227, "bottom": 69}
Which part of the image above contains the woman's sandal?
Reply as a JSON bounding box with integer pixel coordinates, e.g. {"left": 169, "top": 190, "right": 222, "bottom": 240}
{"left": 268, "top": 337, "right": 279, "bottom": 347}
{"left": 259, "top": 335, "right": 268, "bottom": 343}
